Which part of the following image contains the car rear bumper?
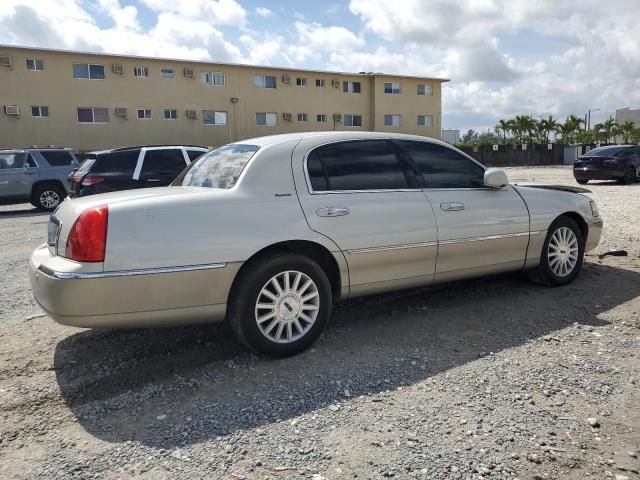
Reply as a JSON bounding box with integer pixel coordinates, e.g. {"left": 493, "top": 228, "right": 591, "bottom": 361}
{"left": 29, "top": 245, "right": 240, "bottom": 328}
{"left": 573, "top": 167, "right": 624, "bottom": 181}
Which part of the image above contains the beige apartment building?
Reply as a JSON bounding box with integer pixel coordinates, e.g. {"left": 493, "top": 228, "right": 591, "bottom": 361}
{"left": 0, "top": 45, "right": 448, "bottom": 151}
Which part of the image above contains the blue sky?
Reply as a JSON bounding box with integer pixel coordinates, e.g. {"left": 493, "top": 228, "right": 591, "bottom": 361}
{"left": 2, "top": 0, "right": 639, "bottom": 132}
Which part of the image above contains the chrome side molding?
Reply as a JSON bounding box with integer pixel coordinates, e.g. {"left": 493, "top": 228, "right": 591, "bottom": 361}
{"left": 38, "top": 262, "right": 227, "bottom": 280}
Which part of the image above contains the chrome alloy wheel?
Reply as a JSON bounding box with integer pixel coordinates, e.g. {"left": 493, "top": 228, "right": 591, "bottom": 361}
{"left": 547, "top": 226, "right": 579, "bottom": 277}
{"left": 255, "top": 270, "right": 320, "bottom": 344}
{"left": 40, "top": 190, "right": 60, "bottom": 209}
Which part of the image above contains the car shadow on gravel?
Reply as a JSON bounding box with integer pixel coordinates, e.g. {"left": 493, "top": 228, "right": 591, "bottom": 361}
{"left": 54, "top": 261, "right": 638, "bottom": 448}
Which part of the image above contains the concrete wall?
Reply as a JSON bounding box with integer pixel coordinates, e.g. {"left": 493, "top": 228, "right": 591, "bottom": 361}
{"left": 0, "top": 46, "right": 445, "bottom": 151}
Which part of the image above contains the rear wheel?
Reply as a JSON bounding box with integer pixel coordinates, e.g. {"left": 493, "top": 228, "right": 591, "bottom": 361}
{"left": 576, "top": 179, "right": 589, "bottom": 185}
{"left": 622, "top": 166, "right": 636, "bottom": 185}
{"left": 525, "top": 216, "right": 585, "bottom": 286}
{"left": 32, "top": 184, "right": 65, "bottom": 211}
{"left": 227, "top": 254, "right": 332, "bottom": 357}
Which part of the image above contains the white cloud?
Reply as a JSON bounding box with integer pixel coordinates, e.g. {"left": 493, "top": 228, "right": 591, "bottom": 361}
{"left": 140, "top": 0, "right": 247, "bottom": 26}
{"left": 255, "top": 7, "right": 272, "bottom": 17}
{"left": 295, "top": 21, "right": 364, "bottom": 52}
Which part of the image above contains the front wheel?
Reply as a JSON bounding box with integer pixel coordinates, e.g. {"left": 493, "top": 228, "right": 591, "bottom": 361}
{"left": 227, "top": 254, "right": 332, "bottom": 357}
{"left": 576, "top": 179, "right": 588, "bottom": 185}
{"left": 525, "top": 216, "right": 585, "bottom": 286}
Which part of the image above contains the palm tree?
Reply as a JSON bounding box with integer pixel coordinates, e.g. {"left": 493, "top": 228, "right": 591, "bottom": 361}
{"left": 602, "top": 117, "right": 617, "bottom": 143}
{"left": 558, "top": 115, "right": 584, "bottom": 144}
{"left": 631, "top": 128, "right": 640, "bottom": 144}
{"left": 495, "top": 119, "right": 511, "bottom": 144}
{"left": 619, "top": 121, "right": 635, "bottom": 143}
{"left": 537, "top": 115, "right": 561, "bottom": 144}
{"left": 592, "top": 123, "right": 607, "bottom": 143}
{"left": 513, "top": 115, "right": 537, "bottom": 143}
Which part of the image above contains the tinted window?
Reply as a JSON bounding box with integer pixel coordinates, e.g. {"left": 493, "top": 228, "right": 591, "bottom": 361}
{"left": 93, "top": 150, "right": 140, "bottom": 174}
{"left": 396, "top": 141, "right": 485, "bottom": 188}
{"left": 40, "top": 151, "right": 74, "bottom": 166}
{"left": 583, "top": 146, "right": 624, "bottom": 157}
{"left": 25, "top": 154, "right": 37, "bottom": 168}
{"left": 187, "top": 150, "right": 204, "bottom": 162}
{"left": 309, "top": 140, "right": 409, "bottom": 191}
{"left": 174, "top": 144, "right": 259, "bottom": 189}
{"left": 0, "top": 152, "right": 27, "bottom": 169}
{"left": 142, "top": 149, "right": 185, "bottom": 174}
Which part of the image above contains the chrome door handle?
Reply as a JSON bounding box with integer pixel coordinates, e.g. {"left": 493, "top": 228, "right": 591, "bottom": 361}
{"left": 146, "top": 178, "right": 162, "bottom": 182}
{"left": 440, "top": 202, "right": 465, "bottom": 211}
{"left": 316, "top": 207, "right": 350, "bottom": 217}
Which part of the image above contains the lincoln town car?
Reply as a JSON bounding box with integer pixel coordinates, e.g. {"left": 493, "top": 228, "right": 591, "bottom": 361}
{"left": 30, "top": 132, "right": 603, "bottom": 356}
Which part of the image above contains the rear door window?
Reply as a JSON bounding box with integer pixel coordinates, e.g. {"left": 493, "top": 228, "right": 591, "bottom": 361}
{"left": 308, "top": 140, "right": 410, "bottom": 191}
{"left": 93, "top": 150, "right": 140, "bottom": 174}
{"left": 187, "top": 150, "right": 205, "bottom": 162}
{"left": 40, "top": 150, "right": 74, "bottom": 166}
{"left": 141, "top": 149, "right": 186, "bottom": 175}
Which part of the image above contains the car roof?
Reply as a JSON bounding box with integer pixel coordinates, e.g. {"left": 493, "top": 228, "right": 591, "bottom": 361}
{"left": 230, "top": 131, "right": 452, "bottom": 148}
{"left": 0, "top": 147, "right": 72, "bottom": 153}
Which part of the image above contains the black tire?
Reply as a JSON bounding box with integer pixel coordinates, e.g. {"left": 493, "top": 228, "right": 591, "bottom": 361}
{"left": 525, "top": 215, "right": 585, "bottom": 286}
{"left": 32, "top": 183, "right": 65, "bottom": 211}
{"left": 622, "top": 166, "right": 636, "bottom": 185}
{"left": 227, "top": 253, "right": 332, "bottom": 357}
{"left": 576, "top": 179, "right": 589, "bottom": 185}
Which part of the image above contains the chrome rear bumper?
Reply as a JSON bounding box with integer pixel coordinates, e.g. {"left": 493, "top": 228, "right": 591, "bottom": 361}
{"left": 29, "top": 245, "right": 240, "bottom": 328}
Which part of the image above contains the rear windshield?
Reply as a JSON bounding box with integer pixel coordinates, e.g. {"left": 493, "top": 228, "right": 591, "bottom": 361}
{"left": 0, "top": 152, "right": 27, "bottom": 169}
{"left": 76, "top": 158, "right": 96, "bottom": 174}
{"left": 173, "top": 144, "right": 259, "bottom": 189}
{"left": 583, "top": 146, "right": 624, "bottom": 157}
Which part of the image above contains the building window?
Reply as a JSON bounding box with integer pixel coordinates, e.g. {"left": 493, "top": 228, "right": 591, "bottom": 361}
{"left": 134, "top": 66, "right": 149, "bottom": 78}
{"left": 315, "top": 79, "right": 325, "bottom": 87}
{"left": 316, "top": 114, "right": 327, "bottom": 123}
{"left": 417, "top": 115, "right": 433, "bottom": 127}
{"left": 256, "top": 112, "right": 278, "bottom": 126}
{"left": 297, "top": 113, "right": 308, "bottom": 122}
{"left": 160, "top": 68, "right": 175, "bottom": 79}
{"left": 203, "top": 110, "right": 228, "bottom": 125}
{"left": 201, "top": 71, "right": 225, "bottom": 86}
{"left": 296, "top": 77, "right": 307, "bottom": 87}
{"left": 384, "top": 114, "right": 401, "bottom": 126}
{"left": 73, "top": 64, "right": 105, "bottom": 79}
{"left": 384, "top": 82, "right": 401, "bottom": 94}
{"left": 31, "top": 106, "right": 49, "bottom": 117}
{"left": 254, "top": 75, "right": 276, "bottom": 88}
{"left": 343, "top": 81, "right": 361, "bottom": 93}
{"left": 137, "top": 109, "right": 152, "bottom": 119}
{"left": 417, "top": 84, "right": 433, "bottom": 96}
{"left": 164, "top": 109, "right": 177, "bottom": 120}
{"left": 344, "top": 114, "right": 362, "bottom": 127}
{"left": 26, "top": 59, "right": 44, "bottom": 71}
{"left": 77, "top": 107, "right": 109, "bottom": 123}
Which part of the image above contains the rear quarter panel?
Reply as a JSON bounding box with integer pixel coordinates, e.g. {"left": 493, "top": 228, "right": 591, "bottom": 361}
{"left": 103, "top": 140, "right": 344, "bottom": 271}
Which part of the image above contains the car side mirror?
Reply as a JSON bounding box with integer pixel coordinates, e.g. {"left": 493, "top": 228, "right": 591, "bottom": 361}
{"left": 484, "top": 168, "right": 509, "bottom": 189}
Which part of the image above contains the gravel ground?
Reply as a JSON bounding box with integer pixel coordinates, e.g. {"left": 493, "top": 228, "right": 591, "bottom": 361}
{"left": 1, "top": 166, "right": 639, "bottom": 480}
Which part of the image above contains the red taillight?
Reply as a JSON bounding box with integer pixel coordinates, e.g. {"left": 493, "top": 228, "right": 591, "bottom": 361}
{"left": 81, "top": 176, "right": 105, "bottom": 186}
{"left": 65, "top": 205, "right": 108, "bottom": 262}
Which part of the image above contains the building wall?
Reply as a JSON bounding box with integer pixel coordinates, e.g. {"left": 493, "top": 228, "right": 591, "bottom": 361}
{"left": 0, "top": 46, "right": 445, "bottom": 151}
{"left": 615, "top": 107, "right": 640, "bottom": 126}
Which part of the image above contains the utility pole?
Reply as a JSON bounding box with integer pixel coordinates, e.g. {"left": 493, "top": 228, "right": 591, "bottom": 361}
{"left": 587, "top": 108, "right": 601, "bottom": 130}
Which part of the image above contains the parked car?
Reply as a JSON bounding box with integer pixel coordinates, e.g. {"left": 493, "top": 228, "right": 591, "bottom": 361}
{"left": 573, "top": 145, "right": 640, "bottom": 185}
{"left": 68, "top": 145, "right": 208, "bottom": 197}
{"left": 30, "top": 132, "right": 602, "bottom": 357}
{"left": 0, "top": 147, "right": 78, "bottom": 211}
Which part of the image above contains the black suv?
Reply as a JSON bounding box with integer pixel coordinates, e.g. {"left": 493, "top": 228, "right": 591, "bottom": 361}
{"left": 573, "top": 145, "right": 640, "bottom": 185}
{"left": 69, "top": 145, "right": 207, "bottom": 197}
